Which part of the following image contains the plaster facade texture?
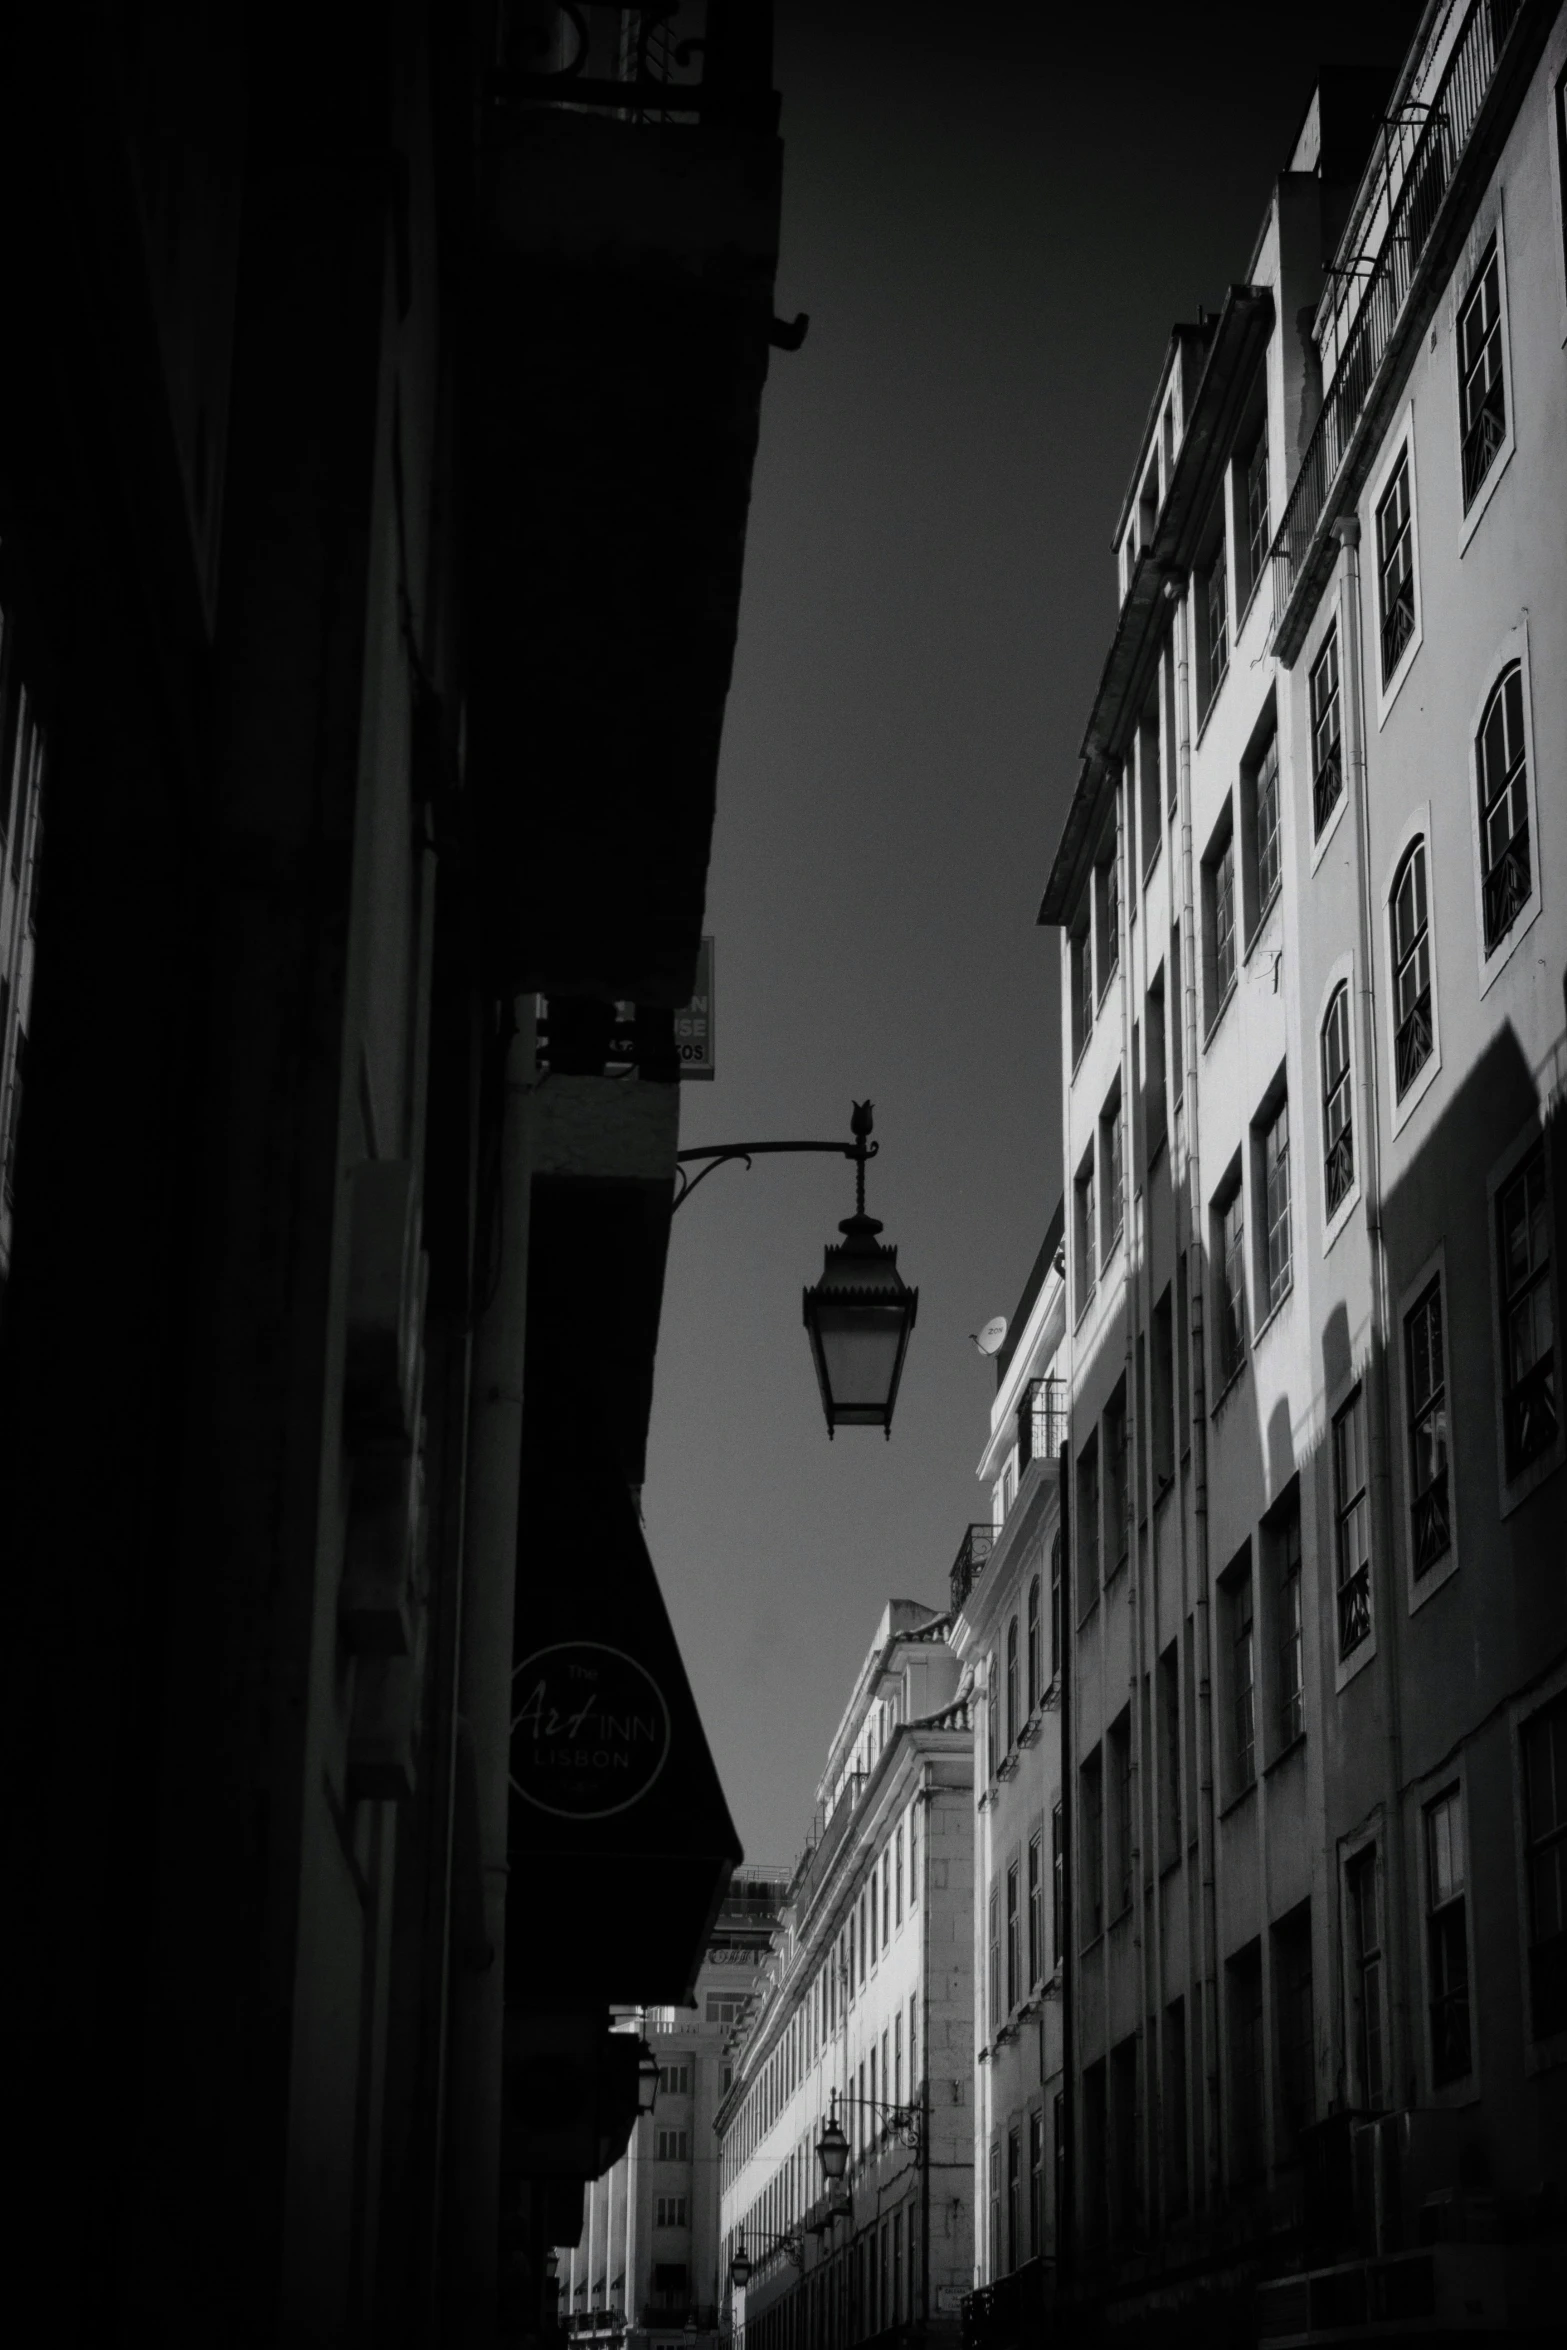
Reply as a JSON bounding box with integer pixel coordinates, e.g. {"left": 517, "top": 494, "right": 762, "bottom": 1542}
{"left": 1043, "top": 1, "right": 1567, "bottom": 2326}
{"left": 951, "top": 1244, "right": 1069, "bottom": 2290}
{"left": 716, "top": 1604, "right": 976, "bottom": 2348}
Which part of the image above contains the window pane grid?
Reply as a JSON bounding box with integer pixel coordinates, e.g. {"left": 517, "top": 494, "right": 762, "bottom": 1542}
{"left": 1233, "top": 1576, "right": 1256, "bottom": 1788}
{"left": 1498, "top": 1146, "right": 1556, "bottom": 1475}
{"left": 1277, "top": 1516, "right": 1304, "bottom": 1747}
{"left": 1478, "top": 664, "right": 1531, "bottom": 952}
{"left": 1377, "top": 452, "right": 1415, "bottom": 681}
{"left": 1255, "top": 735, "right": 1281, "bottom": 911}
{"left": 1405, "top": 1277, "right": 1451, "bottom": 1576}
{"left": 1264, "top": 1100, "right": 1291, "bottom": 1314}
{"left": 1322, "top": 985, "right": 1354, "bottom": 1215}
{"left": 1458, "top": 242, "right": 1506, "bottom": 507}
{"left": 1334, "top": 1388, "right": 1371, "bottom": 1659}
{"left": 1220, "top": 1188, "right": 1246, "bottom": 1383}
{"left": 1310, "top": 628, "right": 1342, "bottom": 834}
{"left": 1214, "top": 839, "right": 1236, "bottom": 1002}
{"left": 1391, "top": 841, "right": 1433, "bottom": 1095}
{"left": 1425, "top": 1788, "right": 1471, "bottom": 2084}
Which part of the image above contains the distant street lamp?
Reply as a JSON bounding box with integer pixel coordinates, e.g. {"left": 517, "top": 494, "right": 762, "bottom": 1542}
{"left": 815, "top": 2094, "right": 849, "bottom": 2187}
{"left": 636, "top": 2041, "right": 661, "bottom": 2115}
{"left": 675, "top": 1101, "right": 918, "bottom": 1440}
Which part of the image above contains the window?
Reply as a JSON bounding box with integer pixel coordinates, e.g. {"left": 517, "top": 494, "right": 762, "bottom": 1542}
{"left": 1208, "top": 829, "right": 1237, "bottom": 1015}
{"left": 1075, "top": 1149, "right": 1097, "bottom": 1309}
{"left": 1030, "top": 2110, "right": 1044, "bottom": 2255}
{"left": 1145, "top": 966, "right": 1168, "bottom": 1163}
{"left": 1228, "top": 1942, "right": 1264, "bottom": 2185}
{"left": 660, "top": 2061, "right": 693, "bottom": 2092}
{"left": 1027, "top": 1576, "right": 1041, "bottom": 1713}
{"left": 1309, "top": 625, "right": 1342, "bottom": 835}
{"left": 653, "top": 2261, "right": 688, "bottom": 2296}
{"left": 1151, "top": 1286, "right": 1175, "bottom": 1493}
{"left": 656, "top": 2128, "right": 690, "bottom": 2160}
{"left": 1076, "top": 1436, "right": 1100, "bottom": 1615}
{"left": 1199, "top": 512, "right": 1229, "bottom": 715}
{"left": 1497, "top": 1143, "right": 1556, "bottom": 1477}
{"left": 988, "top": 1888, "right": 1001, "bottom": 2035}
{"left": 1522, "top": 1694, "right": 1567, "bottom": 2040}
{"left": 988, "top": 2142, "right": 1001, "bottom": 2281}
{"left": 892, "top": 2211, "right": 903, "bottom": 2324}
{"left": 1425, "top": 1786, "right": 1471, "bottom": 2085}
{"left": 1096, "top": 832, "right": 1120, "bottom": 1000}
{"left": 1051, "top": 1802, "right": 1065, "bottom": 1966}
{"left": 1028, "top": 1831, "right": 1043, "bottom": 1987}
{"left": 1251, "top": 730, "right": 1281, "bottom": 920}
{"left": 1259, "top": 1096, "right": 1291, "bottom": 1316}
{"left": 1158, "top": 1641, "right": 1181, "bottom": 1864}
{"left": 655, "top": 2196, "right": 688, "bottom": 2228}
{"left": 883, "top": 1847, "right": 891, "bottom": 1945}
{"left": 1163, "top": 2000, "right": 1188, "bottom": 2220}
{"left": 1111, "top": 2035, "right": 1140, "bottom": 2237}
{"left": 1050, "top": 1534, "right": 1062, "bottom": 1679}
{"left": 1228, "top": 1562, "right": 1256, "bottom": 1792}
{"left": 1242, "top": 414, "right": 1270, "bottom": 606}
{"left": 1169, "top": 920, "right": 1184, "bottom": 1112}
{"left": 910, "top": 1799, "right": 919, "bottom": 1904}
{"left": 0, "top": 659, "right": 46, "bottom": 1269}
{"left": 1347, "top": 1847, "right": 1385, "bottom": 2107}
{"left": 1101, "top": 1088, "right": 1124, "bottom": 1259}
{"left": 1333, "top": 1386, "right": 1372, "bottom": 1661}
{"left": 1405, "top": 1276, "right": 1451, "bottom": 1577}
{"left": 1376, "top": 448, "right": 1415, "bottom": 682}
{"left": 1476, "top": 662, "right": 1531, "bottom": 954}
{"left": 895, "top": 1822, "right": 904, "bottom": 1924}
{"left": 1006, "top": 1617, "right": 1019, "bottom": 1752}
{"left": 1138, "top": 694, "right": 1163, "bottom": 877}
{"left": 1108, "top": 1710, "right": 1132, "bottom": 1920}
{"left": 1104, "top": 1383, "right": 1128, "bottom": 1574}
{"left": 894, "top": 2012, "right": 902, "bottom": 2107}
{"left": 1008, "top": 2127, "right": 1022, "bottom": 2268}
{"left": 1214, "top": 1175, "right": 1247, "bottom": 1389}
{"left": 1457, "top": 236, "right": 1506, "bottom": 507}
{"left": 1273, "top": 1906, "right": 1314, "bottom": 2160}
{"left": 1006, "top": 1861, "right": 1021, "bottom": 2012}
{"left": 1321, "top": 983, "right": 1354, "bottom": 1218}
{"left": 1070, "top": 921, "right": 1092, "bottom": 1061}
{"left": 1275, "top": 1503, "right": 1304, "bottom": 1747}
{"left": 1391, "top": 840, "right": 1433, "bottom": 1095}
{"left": 1081, "top": 1747, "right": 1104, "bottom": 1943}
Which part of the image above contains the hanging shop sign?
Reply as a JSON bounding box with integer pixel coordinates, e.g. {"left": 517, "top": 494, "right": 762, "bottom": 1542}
{"left": 510, "top": 1640, "right": 672, "bottom": 1819}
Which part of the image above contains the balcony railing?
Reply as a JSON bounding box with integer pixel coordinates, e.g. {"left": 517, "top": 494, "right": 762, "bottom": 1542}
{"left": 1268, "top": 0, "right": 1526, "bottom": 655}
{"left": 1018, "top": 1374, "right": 1067, "bottom": 1470}
{"left": 950, "top": 1523, "right": 997, "bottom": 1613}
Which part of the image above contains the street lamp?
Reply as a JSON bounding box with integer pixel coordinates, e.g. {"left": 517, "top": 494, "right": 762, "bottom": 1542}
{"left": 729, "top": 2236, "right": 752, "bottom": 2293}
{"left": 636, "top": 2041, "right": 661, "bottom": 2116}
{"left": 674, "top": 1101, "right": 918, "bottom": 1440}
{"left": 815, "top": 2093, "right": 849, "bottom": 2188}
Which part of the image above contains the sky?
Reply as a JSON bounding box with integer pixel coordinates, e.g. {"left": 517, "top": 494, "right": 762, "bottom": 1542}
{"left": 643, "top": 1, "right": 1422, "bottom": 1871}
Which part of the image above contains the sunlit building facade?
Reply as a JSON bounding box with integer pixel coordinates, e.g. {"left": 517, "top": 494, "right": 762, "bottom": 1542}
{"left": 717, "top": 1603, "right": 976, "bottom": 2349}
{"left": 1040, "top": 4, "right": 1567, "bottom": 2339}
{"left": 949, "top": 1213, "right": 1068, "bottom": 2344}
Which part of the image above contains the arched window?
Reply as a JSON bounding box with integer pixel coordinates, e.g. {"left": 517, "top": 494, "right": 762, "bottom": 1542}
{"left": 1027, "top": 1575, "right": 1042, "bottom": 1714}
{"left": 1322, "top": 984, "right": 1354, "bottom": 1216}
{"left": 1006, "top": 1616, "right": 1019, "bottom": 1752}
{"left": 1390, "top": 839, "right": 1433, "bottom": 1095}
{"left": 1477, "top": 663, "right": 1530, "bottom": 952}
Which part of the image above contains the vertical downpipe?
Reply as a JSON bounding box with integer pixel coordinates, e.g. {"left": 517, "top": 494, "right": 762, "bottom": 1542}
{"left": 1335, "top": 516, "right": 1411, "bottom": 2104}
{"left": 1057, "top": 1441, "right": 1075, "bottom": 2298}
{"left": 1174, "top": 581, "right": 1222, "bottom": 2211}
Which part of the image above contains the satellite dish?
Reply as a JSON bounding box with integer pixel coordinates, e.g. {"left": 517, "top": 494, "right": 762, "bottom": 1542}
{"left": 970, "top": 1316, "right": 1007, "bottom": 1357}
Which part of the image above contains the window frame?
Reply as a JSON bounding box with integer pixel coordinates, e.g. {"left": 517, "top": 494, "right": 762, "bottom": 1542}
{"left": 1487, "top": 1121, "right": 1564, "bottom": 1514}
{"left": 1100, "top": 1081, "right": 1125, "bottom": 1266}
{"left": 1468, "top": 631, "right": 1542, "bottom": 995}
{"left": 1343, "top": 1836, "right": 1388, "bottom": 2112}
{"left": 1203, "top": 804, "right": 1238, "bottom": 1040}
{"left": 1398, "top": 1245, "right": 1460, "bottom": 1614}
{"left": 1382, "top": 806, "right": 1442, "bottom": 1136}
{"left": 1420, "top": 1777, "right": 1476, "bottom": 2099}
{"left": 1453, "top": 213, "right": 1515, "bottom": 549}
{"left": 1332, "top": 1381, "right": 1375, "bottom": 1687}
{"left": 1265, "top": 1481, "right": 1305, "bottom": 1760}
{"left": 1512, "top": 1672, "right": 1567, "bottom": 2069}
{"left": 1318, "top": 957, "right": 1360, "bottom": 1250}
{"left": 1370, "top": 417, "right": 1422, "bottom": 721}
{"left": 1211, "top": 1155, "right": 1248, "bottom": 1402}
{"left": 1074, "top": 1144, "right": 1098, "bottom": 1325}
{"left": 1196, "top": 499, "right": 1231, "bottom": 728}
{"left": 1222, "top": 1550, "right": 1257, "bottom": 1802}
{"left": 1252, "top": 1073, "right": 1293, "bottom": 1332}
{"left": 1307, "top": 615, "right": 1346, "bottom": 855}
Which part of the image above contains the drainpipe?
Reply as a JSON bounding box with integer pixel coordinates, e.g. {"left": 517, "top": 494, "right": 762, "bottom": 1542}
{"left": 919, "top": 1758, "right": 933, "bottom": 2332}
{"left": 1173, "top": 580, "right": 1222, "bottom": 2211}
{"left": 1057, "top": 1442, "right": 1075, "bottom": 2299}
{"left": 446, "top": 1002, "right": 534, "bottom": 2340}
{"left": 1333, "top": 516, "right": 1411, "bottom": 2108}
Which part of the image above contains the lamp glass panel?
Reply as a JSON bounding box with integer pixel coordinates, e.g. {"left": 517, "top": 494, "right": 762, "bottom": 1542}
{"left": 814, "top": 1308, "right": 905, "bottom": 1414}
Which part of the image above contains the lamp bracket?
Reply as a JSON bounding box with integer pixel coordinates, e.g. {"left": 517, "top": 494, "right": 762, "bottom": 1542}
{"left": 672, "top": 1125, "right": 877, "bottom": 1214}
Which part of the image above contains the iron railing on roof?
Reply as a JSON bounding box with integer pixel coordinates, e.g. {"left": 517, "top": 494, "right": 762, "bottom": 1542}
{"left": 1019, "top": 1374, "right": 1067, "bottom": 1471}
{"left": 950, "top": 1523, "right": 996, "bottom": 1614}
{"left": 1268, "top": 0, "right": 1524, "bottom": 648}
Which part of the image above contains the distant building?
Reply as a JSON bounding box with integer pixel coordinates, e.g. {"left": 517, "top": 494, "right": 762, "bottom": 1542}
{"left": 558, "top": 1870, "right": 789, "bottom": 2349}
{"left": 717, "top": 1603, "right": 976, "bottom": 2348}
{"left": 949, "top": 1209, "right": 1068, "bottom": 2344}
{"left": 1039, "top": 4, "right": 1567, "bottom": 2341}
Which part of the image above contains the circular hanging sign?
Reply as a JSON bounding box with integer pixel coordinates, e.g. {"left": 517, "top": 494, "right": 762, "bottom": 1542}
{"left": 509, "top": 1641, "right": 672, "bottom": 1819}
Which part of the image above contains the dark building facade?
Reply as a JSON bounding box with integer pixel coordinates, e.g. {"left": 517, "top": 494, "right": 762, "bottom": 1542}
{"left": 1, "top": 5, "right": 787, "bottom": 2343}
